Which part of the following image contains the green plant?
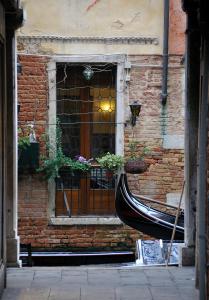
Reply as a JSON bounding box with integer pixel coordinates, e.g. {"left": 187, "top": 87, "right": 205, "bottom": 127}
{"left": 18, "top": 128, "right": 30, "bottom": 151}
{"left": 124, "top": 140, "right": 150, "bottom": 174}
{"left": 96, "top": 152, "right": 124, "bottom": 172}
{"left": 38, "top": 123, "right": 91, "bottom": 180}
{"left": 126, "top": 140, "right": 150, "bottom": 161}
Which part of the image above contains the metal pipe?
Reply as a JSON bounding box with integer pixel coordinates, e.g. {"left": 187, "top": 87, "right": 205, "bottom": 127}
{"left": 166, "top": 181, "right": 185, "bottom": 266}
{"left": 161, "top": 0, "right": 170, "bottom": 105}
{"left": 197, "top": 38, "right": 209, "bottom": 300}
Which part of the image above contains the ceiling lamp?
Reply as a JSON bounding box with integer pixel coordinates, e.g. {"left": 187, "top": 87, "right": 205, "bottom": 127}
{"left": 83, "top": 65, "right": 94, "bottom": 81}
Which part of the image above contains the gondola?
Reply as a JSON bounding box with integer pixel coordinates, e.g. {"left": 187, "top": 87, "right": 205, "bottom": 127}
{"left": 115, "top": 173, "right": 184, "bottom": 240}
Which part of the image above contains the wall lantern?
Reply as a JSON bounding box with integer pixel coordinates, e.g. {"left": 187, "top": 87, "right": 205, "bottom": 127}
{"left": 83, "top": 65, "right": 94, "bottom": 81}
{"left": 17, "top": 102, "right": 21, "bottom": 114}
{"left": 129, "top": 101, "right": 142, "bottom": 127}
{"left": 17, "top": 62, "right": 22, "bottom": 75}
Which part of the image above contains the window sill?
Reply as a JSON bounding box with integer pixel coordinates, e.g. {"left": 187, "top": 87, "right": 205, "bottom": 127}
{"left": 50, "top": 217, "right": 123, "bottom": 226}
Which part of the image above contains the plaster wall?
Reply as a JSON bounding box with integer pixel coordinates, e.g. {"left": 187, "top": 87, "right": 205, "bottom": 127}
{"left": 18, "top": 0, "right": 163, "bottom": 55}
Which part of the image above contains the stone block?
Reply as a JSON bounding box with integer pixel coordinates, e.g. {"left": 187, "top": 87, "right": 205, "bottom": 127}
{"left": 179, "top": 245, "right": 195, "bottom": 266}
{"left": 163, "top": 135, "right": 184, "bottom": 149}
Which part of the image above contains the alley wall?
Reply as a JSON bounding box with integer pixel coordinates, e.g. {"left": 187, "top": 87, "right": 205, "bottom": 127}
{"left": 17, "top": 0, "right": 186, "bottom": 251}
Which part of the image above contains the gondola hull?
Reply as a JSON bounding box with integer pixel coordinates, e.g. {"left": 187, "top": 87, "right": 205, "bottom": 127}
{"left": 115, "top": 174, "right": 184, "bottom": 240}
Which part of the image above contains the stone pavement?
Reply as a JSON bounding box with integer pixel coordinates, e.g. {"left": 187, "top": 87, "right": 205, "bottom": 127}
{"left": 1, "top": 264, "right": 199, "bottom": 300}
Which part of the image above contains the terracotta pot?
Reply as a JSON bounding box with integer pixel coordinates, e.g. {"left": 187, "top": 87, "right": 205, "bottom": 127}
{"left": 124, "top": 159, "right": 148, "bottom": 174}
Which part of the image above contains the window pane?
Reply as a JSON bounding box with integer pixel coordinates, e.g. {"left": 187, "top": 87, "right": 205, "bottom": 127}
{"left": 55, "top": 63, "right": 117, "bottom": 216}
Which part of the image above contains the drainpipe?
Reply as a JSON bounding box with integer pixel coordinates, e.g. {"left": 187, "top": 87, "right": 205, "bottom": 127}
{"left": 198, "top": 38, "right": 209, "bottom": 300}
{"left": 161, "top": 0, "right": 170, "bottom": 105}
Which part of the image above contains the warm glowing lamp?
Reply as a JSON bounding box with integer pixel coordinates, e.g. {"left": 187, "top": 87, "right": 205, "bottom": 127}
{"left": 129, "top": 101, "right": 142, "bottom": 126}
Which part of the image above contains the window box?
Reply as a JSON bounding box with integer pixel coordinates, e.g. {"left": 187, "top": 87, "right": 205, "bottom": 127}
{"left": 18, "top": 142, "right": 39, "bottom": 173}
{"left": 124, "top": 159, "right": 148, "bottom": 174}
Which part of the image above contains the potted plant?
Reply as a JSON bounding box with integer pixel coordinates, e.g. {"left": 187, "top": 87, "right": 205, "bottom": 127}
{"left": 18, "top": 127, "right": 40, "bottom": 173}
{"left": 96, "top": 152, "right": 124, "bottom": 176}
{"left": 124, "top": 140, "right": 149, "bottom": 174}
{"left": 18, "top": 128, "right": 30, "bottom": 160}
{"left": 37, "top": 125, "right": 91, "bottom": 180}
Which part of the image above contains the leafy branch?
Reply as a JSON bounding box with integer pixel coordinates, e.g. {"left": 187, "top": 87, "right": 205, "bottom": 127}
{"left": 96, "top": 152, "right": 124, "bottom": 172}
{"left": 37, "top": 121, "right": 91, "bottom": 180}
{"left": 18, "top": 127, "right": 30, "bottom": 151}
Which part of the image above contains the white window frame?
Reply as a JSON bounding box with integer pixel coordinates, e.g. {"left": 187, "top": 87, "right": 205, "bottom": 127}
{"left": 48, "top": 54, "right": 126, "bottom": 225}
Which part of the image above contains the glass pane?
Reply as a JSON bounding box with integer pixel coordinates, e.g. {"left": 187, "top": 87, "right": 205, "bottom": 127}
{"left": 56, "top": 81, "right": 81, "bottom": 157}
{"left": 90, "top": 168, "right": 115, "bottom": 189}
{"left": 55, "top": 64, "right": 117, "bottom": 216}
{"left": 90, "top": 87, "right": 115, "bottom": 157}
{"left": 56, "top": 169, "right": 80, "bottom": 189}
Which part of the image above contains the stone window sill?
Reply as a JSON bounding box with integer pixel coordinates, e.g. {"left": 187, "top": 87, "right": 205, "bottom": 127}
{"left": 50, "top": 217, "right": 123, "bottom": 226}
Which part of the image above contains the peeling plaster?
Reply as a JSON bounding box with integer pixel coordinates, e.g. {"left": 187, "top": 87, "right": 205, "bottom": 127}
{"left": 18, "top": 0, "right": 164, "bottom": 54}
{"left": 112, "top": 20, "right": 124, "bottom": 29}
{"left": 130, "top": 12, "right": 141, "bottom": 23}
{"left": 86, "top": 0, "right": 100, "bottom": 12}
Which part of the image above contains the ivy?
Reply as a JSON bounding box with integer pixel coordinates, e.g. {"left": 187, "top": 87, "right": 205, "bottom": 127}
{"left": 37, "top": 121, "right": 91, "bottom": 180}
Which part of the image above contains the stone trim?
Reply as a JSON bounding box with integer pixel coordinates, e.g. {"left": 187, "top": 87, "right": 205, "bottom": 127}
{"left": 47, "top": 54, "right": 126, "bottom": 218}
{"left": 163, "top": 134, "right": 184, "bottom": 149}
{"left": 17, "top": 35, "right": 159, "bottom": 45}
{"left": 0, "top": 264, "right": 5, "bottom": 295}
{"left": 50, "top": 217, "right": 123, "bottom": 226}
{"left": 166, "top": 192, "right": 185, "bottom": 209}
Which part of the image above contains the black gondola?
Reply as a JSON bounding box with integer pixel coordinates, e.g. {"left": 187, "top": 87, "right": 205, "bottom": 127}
{"left": 115, "top": 174, "right": 184, "bottom": 240}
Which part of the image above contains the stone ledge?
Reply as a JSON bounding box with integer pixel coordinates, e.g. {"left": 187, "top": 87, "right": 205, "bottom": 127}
{"left": 166, "top": 192, "right": 185, "bottom": 208}
{"left": 50, "top": 217, "right": 123, "bottom": 226}
{"left": 18, "top": 35, "right": 159, "bottom": 45}
{"left": 179, "top": 245, "right": 195, "bottom": 266}
{"left": 7, "top": 236, "right": 21, "bottom": 267}
{"left": 163, "top": 134, "right": 184, "bottom": 149}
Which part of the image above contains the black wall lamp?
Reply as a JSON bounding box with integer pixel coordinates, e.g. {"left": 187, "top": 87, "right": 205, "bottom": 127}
{"left": 17, "top": 62, "right": 22, "bottom": 74}
{"left": 129, "top": 101, "right": 142, "bottom": 127}
{"left": 17, "top": 102, "right": 21, "bottom": 114}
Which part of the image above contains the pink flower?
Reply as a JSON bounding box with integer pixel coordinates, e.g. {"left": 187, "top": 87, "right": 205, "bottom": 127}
{"left": 78, "top": 156, "right": 87, "bottom": 163}
{"left": 75, "top": 155, "right": 93, "bottom": 164}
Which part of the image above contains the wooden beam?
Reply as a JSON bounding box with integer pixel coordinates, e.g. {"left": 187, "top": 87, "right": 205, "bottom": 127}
{"left": 132, "top": 193, "right": 184, "bottom": 211}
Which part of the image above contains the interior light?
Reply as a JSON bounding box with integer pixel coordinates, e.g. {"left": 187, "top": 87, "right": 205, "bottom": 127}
{"left": 100, "top": 102, "right": 111, "bottom": 112}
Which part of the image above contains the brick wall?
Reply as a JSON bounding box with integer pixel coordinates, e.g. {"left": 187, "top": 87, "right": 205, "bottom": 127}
{"left": 18, "top": 53, "right": 184, "bottom": 250}
{"left": 169, "top": 0, "right": 186, "bottom": 55}
{"left": 18, "top": 175, "right": 144, "bottom": 250}
{"left": 125, "top": 55, "right": 184, "bottom": 200}
{"left": 18, "top": 54, "right": 49, "bottom": 154}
